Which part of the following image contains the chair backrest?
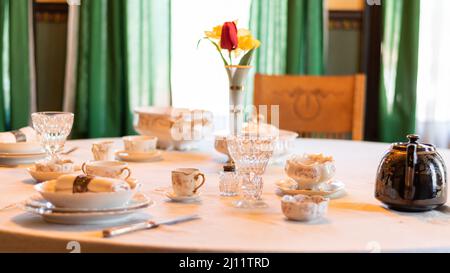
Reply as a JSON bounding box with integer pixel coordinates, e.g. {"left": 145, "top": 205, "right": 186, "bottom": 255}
{"left": 253, "top": 74, "right": 366, "bottom": 140}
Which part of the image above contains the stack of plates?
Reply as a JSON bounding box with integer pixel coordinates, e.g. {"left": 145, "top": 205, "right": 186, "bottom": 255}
{"left": 0, "top": 142, "right": 45, "bottom": 165}
{"left": 23, "top": 193, "right": 153, "bottom": 225}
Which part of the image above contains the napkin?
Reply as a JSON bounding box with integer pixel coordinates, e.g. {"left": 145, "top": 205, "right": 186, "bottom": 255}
{"left": 0, "top": 127, "right": 37, "bottom": 143}
{"left": 56, "top": 175, "right": 131, "bottom": 193}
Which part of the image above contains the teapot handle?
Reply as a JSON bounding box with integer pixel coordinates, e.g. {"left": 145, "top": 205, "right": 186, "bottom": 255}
{"left": 405, "top": 135, "right": 419, "bottom": 200}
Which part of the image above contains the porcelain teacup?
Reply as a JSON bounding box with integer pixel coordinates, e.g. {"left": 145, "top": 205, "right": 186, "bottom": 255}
{"left": 171, "top": 168, "right": 206, "bottom": 197}
{"left": 123, "top": 136, "right": 158, "bottom": 154}
{"left": 82, "top": 161, "right": 131, "bottom": 180}
{"left": 92, "top": 141, "right": 115, "bottom": 161}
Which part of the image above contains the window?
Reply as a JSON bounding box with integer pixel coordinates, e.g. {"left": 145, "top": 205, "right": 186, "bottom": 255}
{"left": 171, "top": 0, "right": 251, "bottom": 132}
{"left": 416, "top": 0, "right": 450, "bottom": 147}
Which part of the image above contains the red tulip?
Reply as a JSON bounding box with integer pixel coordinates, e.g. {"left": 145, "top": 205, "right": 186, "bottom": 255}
{"left": 220, "top": 22, "right": 238, "bottom": 51}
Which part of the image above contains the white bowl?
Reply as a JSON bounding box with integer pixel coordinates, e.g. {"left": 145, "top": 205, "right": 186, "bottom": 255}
{"left": 285, "top": 154, "right": 336, "bottom": 190}
{"left": 34, "top": 179, "right": 140, "bottom": 209}
{"left": 134, "top": 107, "right": 213, "bottom": 151}
{"left": 281, "top": 195, "right": 329, "bottom": 222}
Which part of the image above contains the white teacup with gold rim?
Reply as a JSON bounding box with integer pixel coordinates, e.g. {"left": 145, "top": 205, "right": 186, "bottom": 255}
{"left": 82, "top": 161, "right": 131, "bottom": 180}
{"left": 171, "top": 168, "right": 206, "bottom": 197}
{"left": 123, "top": 136, "right": 157, "bottom": 154}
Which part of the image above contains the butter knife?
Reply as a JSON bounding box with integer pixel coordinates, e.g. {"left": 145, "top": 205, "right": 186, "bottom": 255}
{"left": 102, "top": 214, "right": 200, "bottom": 238}
{"left": 61, "top": 146, "right": 79, "bottom": 155}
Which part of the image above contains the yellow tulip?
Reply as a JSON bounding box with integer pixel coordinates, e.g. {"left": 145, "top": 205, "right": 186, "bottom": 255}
{"left": 205, "top": 25, "right": 222, "bottom": 40}
{"left": 238, "top": 35, "right": 261, "bottom": 51}
{"left": 238, "top": 28, "right": 251, "bottom": 37}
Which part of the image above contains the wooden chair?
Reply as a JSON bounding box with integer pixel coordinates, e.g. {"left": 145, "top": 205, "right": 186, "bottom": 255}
{"left": 253, "top": 74, "right": 366, "bottom": 140}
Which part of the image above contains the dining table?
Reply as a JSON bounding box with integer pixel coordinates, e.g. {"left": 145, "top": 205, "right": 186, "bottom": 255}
{"left": 1, "top": 137, "right": 450, "bottom": 253}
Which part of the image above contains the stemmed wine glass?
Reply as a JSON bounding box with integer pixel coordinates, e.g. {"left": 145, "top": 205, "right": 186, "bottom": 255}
{"left": 227, "top": 134, "right": 276, "bottom": 209}
{"left": 31, "top": 112, "right": 74, "bottom": 161}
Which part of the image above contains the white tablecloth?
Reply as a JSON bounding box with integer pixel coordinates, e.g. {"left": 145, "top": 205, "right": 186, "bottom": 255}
{"left": 1, "top": 138, "right": 450, "bottom": 253}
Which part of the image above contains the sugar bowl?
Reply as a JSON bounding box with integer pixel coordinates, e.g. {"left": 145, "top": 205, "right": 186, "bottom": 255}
{"left": 285, "top": 154, "right": 336, "bottom": 190}
{"left": 281, "top": 194, "right": 329, "bottom": 222}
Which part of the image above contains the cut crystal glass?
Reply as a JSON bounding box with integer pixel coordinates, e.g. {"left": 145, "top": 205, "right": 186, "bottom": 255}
{"left": 227, "top": 134, "right": 275, "bottom": 208}
{"left": 31, "top": 112, "right": 74, "bottom": 161}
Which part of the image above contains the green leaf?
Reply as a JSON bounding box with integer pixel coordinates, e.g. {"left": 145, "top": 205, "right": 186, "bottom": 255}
{"left": 196, "top": 38, "right": 205, "bottom": 49}
{"left": 197, "top": 37, "right": 229, "bottom": 66}
{"left": 239, "top": 49, "right": 255, "bottom": 66}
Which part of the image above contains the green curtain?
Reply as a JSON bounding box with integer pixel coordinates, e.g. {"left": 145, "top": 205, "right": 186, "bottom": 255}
{"left": 0, "top": 0, "right": 33, "bottom": 131}
{"left": 73, "top": 0, "right": 171, "bottom": 138}
{"left": 379, "top": 0, "right": 420, "bottom": 142}
{"left": 246, "top": 0, "right": 324, "bottom": 104}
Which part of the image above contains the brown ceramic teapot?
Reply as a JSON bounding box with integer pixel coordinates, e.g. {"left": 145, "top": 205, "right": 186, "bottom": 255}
{"left": 375, "top": 134, "right": 447, "bottom": 212}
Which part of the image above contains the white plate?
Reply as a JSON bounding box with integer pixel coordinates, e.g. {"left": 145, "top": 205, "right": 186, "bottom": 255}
{"left": 34, "top": 178, "right": 141, "bottom": 210}
{"left": 275, "top": 178, "right": 346, "bottom": 199}
{"left": 165, "top": 191, "right": 201, "bottom": 203}
{"left": 0, "top": 152, "right": 46, "bottom": 166}
{"left": 27, "top": 166, "right": 81, "bottom": 183}
{"left": 24, "top": 194, "right": 153, "bottom": 225}
{"left": 0, "top": 142, "right": 43, "bottom": 154}
{"left": 115, "top": 150, "right": 162, "bottom": 162}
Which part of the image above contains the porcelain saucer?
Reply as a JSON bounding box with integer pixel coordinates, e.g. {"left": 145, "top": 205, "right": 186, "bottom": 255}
{"left": 0, "top": 151, "right": 46, "bottom": 166}
{"left": 275, "top": 178, "right": 346, "bottom": 199}
{"left": 0, "top": 142, "right": 43, "bottom": 154}
{"left": 165, "top": 191, "right": 201, "bottom": 203}
{"left": 23, "top": 193, "right": 153, "bottom": 225}
{"left": 27, "top": 166, "right": 81, "bottom": 183}
{"left": 115, "top": 150, "right": 162, "bottom": 162}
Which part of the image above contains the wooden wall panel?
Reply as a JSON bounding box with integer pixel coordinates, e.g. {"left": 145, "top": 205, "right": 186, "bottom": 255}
{"left": 327, "top": 0, "right": 365, "bottom": 11}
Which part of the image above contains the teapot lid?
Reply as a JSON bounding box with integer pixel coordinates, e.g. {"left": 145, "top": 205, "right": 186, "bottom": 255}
{"left": 392, "top": 134, "right": 436, "bottom": 152}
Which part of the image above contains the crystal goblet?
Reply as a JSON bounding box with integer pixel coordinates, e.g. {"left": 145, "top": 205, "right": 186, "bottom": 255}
{"left": 227, "top": 134, "right": 276, "bottom": 209}
{"left": 31, "top": 112, "right": 74, "bottom": 161}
